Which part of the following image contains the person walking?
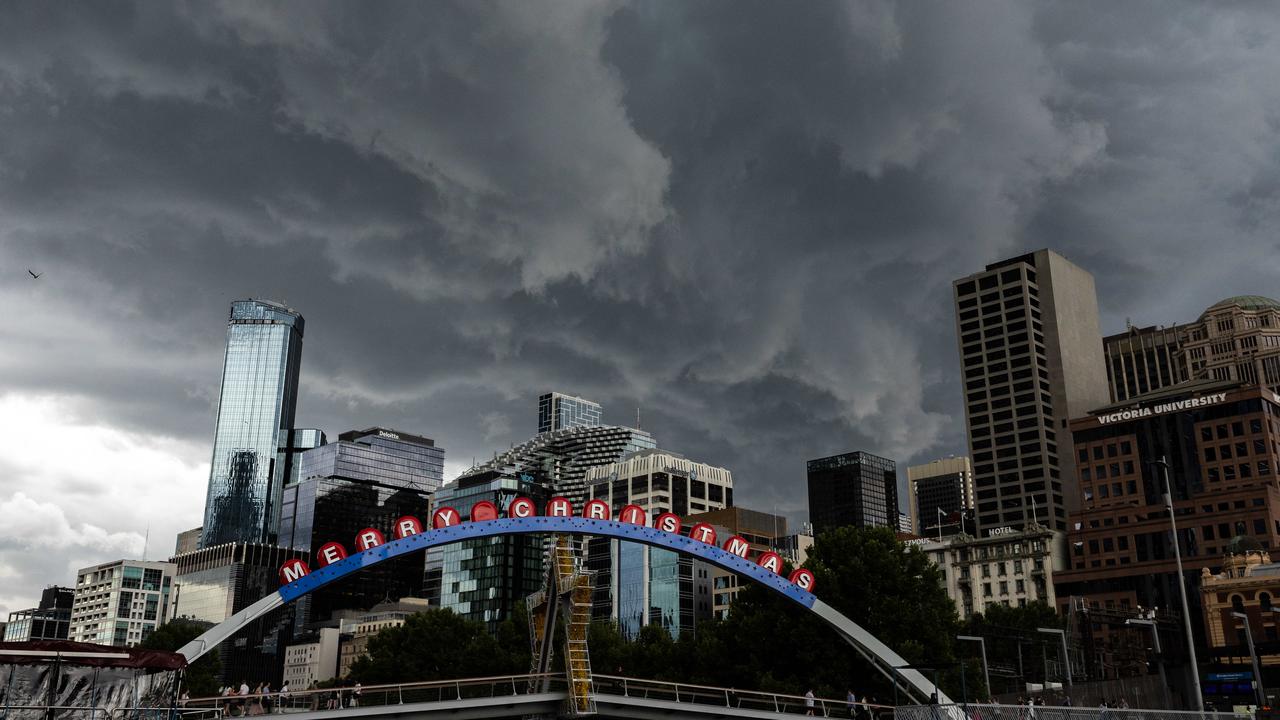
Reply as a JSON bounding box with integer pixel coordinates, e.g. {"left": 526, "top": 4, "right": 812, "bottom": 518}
{"left": 804, "top": 689, "right": 815, "bottom": 716}
{"left": 846, "top": 689, "right": 856, "bottom": 718}
{"left": 350, "top": 682, "right": 361, "bottom": 708}
{"left": 277, "top": 682, "right": 290, "bottom": 714}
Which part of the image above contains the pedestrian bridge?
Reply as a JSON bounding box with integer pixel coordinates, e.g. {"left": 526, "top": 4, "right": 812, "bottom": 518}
{"left": 183, "top": 673, "right": 895, "bottom": 719}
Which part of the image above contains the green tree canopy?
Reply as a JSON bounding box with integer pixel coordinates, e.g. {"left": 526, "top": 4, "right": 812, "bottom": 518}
{"left": 139, "top": 620, "right": 221, "bottom": 697}
{"left": 349, "top": 609, "right": 525, "bottom": 684}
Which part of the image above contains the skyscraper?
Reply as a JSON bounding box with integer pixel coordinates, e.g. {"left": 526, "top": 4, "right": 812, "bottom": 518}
{"left": 806, "top": 451, "right": 898, "bottom": 533}
{"left": 952, "top": 249, "right": 1109, "bottom": 535}
{"left": 538, "top": 392, "right": 602, "bottom": 434}
{"left": 201, "top": 300, "right": 305, "bottom": 548}
{"left": 278, "top": 428, "right": 444, "bottom": 630}
{"left": 907, "top": 456, "right": 974, "bottom": 537}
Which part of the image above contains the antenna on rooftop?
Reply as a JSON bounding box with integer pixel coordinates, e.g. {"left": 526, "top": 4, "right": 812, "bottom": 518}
{"left": 636, "top": 406, "right": 641, "bottom": 429}
{"left": 142, "top": 523, "right": 150, "bottom": 560}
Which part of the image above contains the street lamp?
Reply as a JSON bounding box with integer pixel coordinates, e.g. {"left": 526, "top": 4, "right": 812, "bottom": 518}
{"left": 1126, "top": 616, "right": 1171, "bottom": 708}
{"left": 1231, "top": 611, "right": 1266, "bottom": 710}
{"left": 1037, "top": 627, "right": 1072, "bottom": 687}
{"left": 1151, "top": 456, "right": 1205, "bottom": 712}
{"left": 957, "top": 636, "right": 991, "bottom": 700}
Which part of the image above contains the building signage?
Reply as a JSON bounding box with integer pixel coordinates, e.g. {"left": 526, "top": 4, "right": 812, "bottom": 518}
{"left": 1096, "top": 392, "right": 1229, "bottom": 425}
{"left": 278, "top": 498, "right": 817, "bottom": 593}
{"left": 377, "top": 430, "right": 401, "bottom": 440}
{"left": 987, "top": 526, "right": 1018, "bottom": 537}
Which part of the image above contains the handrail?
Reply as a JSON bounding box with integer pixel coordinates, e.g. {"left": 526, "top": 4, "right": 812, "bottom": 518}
{"left": 592, "top": 674, "right": 895, "bottom": 715}
{"left": 184, "top": 672, "right": 561, "bottom": 705}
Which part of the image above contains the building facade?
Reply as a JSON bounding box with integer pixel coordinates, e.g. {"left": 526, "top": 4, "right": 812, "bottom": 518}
{"left": 278, "top": 428, "right": 442, "bottom": 631}
{"left": 1104, "top": 324, "right": 1191, "bottom": 404}
{"left": 1181, "top": 296, "right": 1280, "bottom": 392}
{"left": 907, "top": 456, "right": 975, "bottom": 537}
{"left": 201, "top": 299, "right": 307, "bottom": 548}
{"left": 430, "top": 471, "right": 548, "bottom": 631}
{"left": 3, "top": 587, "right": 73, "bottom": 642}
{"left": 806, "top": 450, "right": 898, "bottom": 533}
{"left": 336, "top": 598, "right": 430, "bottom": 678}
{"left": 1055, "top": 382, "right": 1280, "bottom": 662}
{"left": 169, "top": 542, "right": 307, "bottom": 685}
{"left": 174, "top": 528, "right": 202, "bottom": 556}
{"left": 69, "top": 560, "right": 174, "bottom": 647}
{"left": 1200, "top": 542, "right": 1280, "bottom": 664}
{"left": 283, "top": 627, "right": 340, "bottom": 691}
{"left": 460, "top": 424, "right": 656, "bottom": 509}
{"left": 953, "top": 249, "right": 1111, "bottom": 536}
{"left": 683, "top": 507, "right": 788, "bottom": 620}
{"left": 914, "top": 523, "right": 1056, "bottom": 619}
{"left": 583, "top": 450, "right": 734, "bottom": 636}
{"left": 538, "top": 392, "right": 602, "bottom": 434}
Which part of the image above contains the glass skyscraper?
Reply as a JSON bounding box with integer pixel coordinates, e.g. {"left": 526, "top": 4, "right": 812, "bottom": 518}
{"left": 806, "top": 450, "right": 899, "bottom": 533}
{"left": 538, "top": 392, "right": 602, "bottom": 434}
{"left": 201, "top": 300, "right": 305, "bottom": 548}
{"left": 278, "top": 428, "right": 444, "bottom": 631}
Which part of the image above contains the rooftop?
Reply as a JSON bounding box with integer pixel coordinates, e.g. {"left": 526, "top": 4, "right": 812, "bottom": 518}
{"left": 1205, "top": 295, "right": 1280, "bottom": 313}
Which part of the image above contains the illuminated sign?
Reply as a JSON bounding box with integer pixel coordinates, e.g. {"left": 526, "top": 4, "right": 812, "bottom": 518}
{"left": 1096, "top": 392, "right": 1228, "bottom": 425}
{"left": 282, "top": 498, "right": 816, "bottom": 592}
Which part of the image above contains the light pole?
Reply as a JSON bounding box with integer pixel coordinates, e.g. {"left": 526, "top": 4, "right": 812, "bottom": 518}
{"left": 957, "top": 635, "right": 991, "bottom": 700}
{"left": 1126, "top": 616, "right": 1171, "bottom": 708}
{"left": 1152, "top": 455, "right": 1205, "bottom": 712}
{"left": 1231, "top": 611, "right": 1266, "bottom": 710}
{"left": 1037, "top": 627, "right": 1072, "bottom": 687}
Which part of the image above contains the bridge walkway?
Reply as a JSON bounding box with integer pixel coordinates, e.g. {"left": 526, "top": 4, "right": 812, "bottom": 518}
{"left": 183, "top": 673, "right": 895, "bottom": 719}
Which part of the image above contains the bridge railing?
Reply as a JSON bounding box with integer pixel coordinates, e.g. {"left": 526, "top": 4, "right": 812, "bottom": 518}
{"left": 893, "top": 704, "right": 1252, "bottom": 720}
{"left": 0, "top": 707, "right": 222, "bottom": 720}
{"left": 184, "top": 673, "right": 560, "bottom": 716}
{"left": 592, "top": 674, "right": 894, "bottom": 717}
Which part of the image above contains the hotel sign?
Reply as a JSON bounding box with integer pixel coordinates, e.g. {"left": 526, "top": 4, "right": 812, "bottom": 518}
{"left": 1096, "top": 392, "right": 1229, "bottom": 425}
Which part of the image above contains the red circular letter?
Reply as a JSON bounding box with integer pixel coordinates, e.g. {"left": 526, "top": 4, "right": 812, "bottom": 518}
{"left": 722, "top": 535, "right": 751, "bottom": 558}
{"left": 316, "top": 542, "right": 348, "bottom": 568}
{"left": 470, "top": 501, "right": 499, "bottom": 522}
{"left": 546, "top": 497, "right": 573, "bottom": 517}
{"left": 432, "top": 506, "right": 461, "bottom": 529}
{"left": 757, "top": 551, "right": 783, "bottom": 575}
{"left": 509, "top": 497, "right": 537, "bottom": 519}
{"left": 583, "top": 499, "right": 611, "bottom": 520}
{"left": 394, "top": 515, "right": 423, "bottom": 539}
{"left": 279, "top": 559, "right": 310, "bottom": 585}
{"left": 689, "top": 523, "right": 717, "bottom": 545}
{"left": 654, "top": 512, "right": 682, "bottom": 535}
{"left": 355, "top": 528, "right": 385, "bottom": 552}
{"left": 619, "top": 504, "right": 647, "bottom": 526}
{"left": 789, "top": 568, "right": 816, "bottom": 592}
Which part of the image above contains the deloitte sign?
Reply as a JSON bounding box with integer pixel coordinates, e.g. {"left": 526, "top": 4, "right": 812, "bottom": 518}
{"left": 278, "top": 496, "right": 816, "bottom": 592}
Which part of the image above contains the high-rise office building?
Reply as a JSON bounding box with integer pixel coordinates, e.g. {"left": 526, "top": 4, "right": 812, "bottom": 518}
{"left": 953, "top": 249, "right": 1110, "bottom": 535}
{"left": 278, "top": 428, "right": 443, "bottom": 630}
{"left": 538, "top": 392, "right": 602, "bottom": 434}
{"left": 69, "top": 560, "right": 174, "bottom": 647}
{"left": 430, "top": 470, "right": 548, "bottom": 631}
{"left": 806, "top": 451, "right": 898, "bottom": 533}
{"left": 583, "top": 449, "right": 734, "bottom": 636}
{"left": 3, "top": 587, "right": 73, "bottom": 642}
{"left": 174, "top": 527, "right": 202, "bottom": 556}
{"left": 907, "top": 456, "right": 975, "bottom": 537}
{"left": 169, "top": 542, "right": 306, "bottom": 686}
{"left": 201, "top": 299, "right": 306, "bottom": 548}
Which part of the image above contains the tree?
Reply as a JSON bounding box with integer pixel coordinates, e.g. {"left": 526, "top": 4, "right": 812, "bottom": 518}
{"left": 140, "top": 620, "right": 222, "bottom": 697}
{"left": 963, "top": 600, "right": 1064, "bottom": 694}
{"left": 349, "top": 609, "right": 524, "bottom": 683}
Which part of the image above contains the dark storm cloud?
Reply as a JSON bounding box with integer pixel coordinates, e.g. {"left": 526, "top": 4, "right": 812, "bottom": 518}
{"left": 3, "top": 0, "right": 1280, "bottom": 611}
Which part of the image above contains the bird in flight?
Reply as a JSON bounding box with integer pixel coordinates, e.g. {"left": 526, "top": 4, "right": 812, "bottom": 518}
{"left": 27, "top": 269, "right": 41, "bottom": 279}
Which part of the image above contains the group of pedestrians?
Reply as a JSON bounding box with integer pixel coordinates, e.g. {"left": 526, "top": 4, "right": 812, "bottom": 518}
{"left": 217, "top": 681, "right": 293, "bottom": 716}
{"left": 799, "top": 687, "right": 883, "bottom": 718}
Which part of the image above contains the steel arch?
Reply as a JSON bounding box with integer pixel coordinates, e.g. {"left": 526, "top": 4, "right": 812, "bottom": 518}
{"left": 176, "top": 516, "right": 950, "bottom": 704}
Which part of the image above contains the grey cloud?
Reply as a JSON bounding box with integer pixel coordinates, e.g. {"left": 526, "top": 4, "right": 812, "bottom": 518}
{"left": 2, "top": 0, "right": 1280, "bottom": 614}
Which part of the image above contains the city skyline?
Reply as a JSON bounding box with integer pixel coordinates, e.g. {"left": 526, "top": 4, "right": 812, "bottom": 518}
{"left": 4, "top": 2, "right": 1280, "bottom": 621}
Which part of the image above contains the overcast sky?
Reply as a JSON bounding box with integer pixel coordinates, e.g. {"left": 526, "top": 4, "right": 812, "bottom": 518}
{"left": 2, "top": 1, "right": 1280, "bottom": 617}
